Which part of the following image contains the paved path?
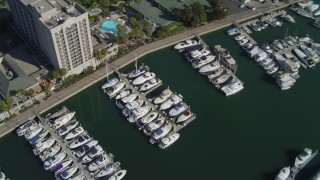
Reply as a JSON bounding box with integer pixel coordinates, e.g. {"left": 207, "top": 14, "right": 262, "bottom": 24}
{"left": 0, "top": 2, "right": 298, "bottom": 138}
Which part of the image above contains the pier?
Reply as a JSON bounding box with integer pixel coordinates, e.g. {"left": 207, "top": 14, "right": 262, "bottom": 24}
{"left": 234, "top": 22, "right": 258, "bottom": 45}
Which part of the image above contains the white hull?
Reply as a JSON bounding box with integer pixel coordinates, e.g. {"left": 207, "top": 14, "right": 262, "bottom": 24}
{"left": 69, "top": 135, "right": 91, "bottom": 149}
{"left": 176, "top": 110, "right": 193, "bottom": 123}
{"left": 101, "top": 78, "right": 119, "bottom": 89}
{"left": 159, "top": 94, "right": 183, "bottom": 110}
{"left": 132, "top": 72, "right": 156, "bottom": 86}
{"left": 108, "top": 170, "right": 127, "bottom": 180}
{"left": 64, "top": 127, "right": 84, "bottom": 140}
{"left": 158, "top": 133, "right": 180, "bottom": 149}
{"left": 95, "top": 162, "right": 121, "bottom": 178}
{"left": 153, "top": 89, "right": 173, "bottom": 104}
{"left": 43, "top": 152, "right": 67, "bottom": 170}
{"left": 152, "top": 124, "right": 172, "bottom": 140}
{"left": 106, "top": 82, "right": 126, "bottom": 97}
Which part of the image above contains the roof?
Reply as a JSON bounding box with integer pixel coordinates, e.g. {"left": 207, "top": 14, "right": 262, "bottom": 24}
{"left": 153, "top": 0, "right": 211, "bottom": 12}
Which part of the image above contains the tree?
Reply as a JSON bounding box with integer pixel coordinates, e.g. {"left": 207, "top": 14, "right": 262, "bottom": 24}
{"left": 44, "top": 84, "right": 51, "bottom": 94}
{"left": 116, "top": 25, "right": 129, "bottom": 43}
{"left": 92, "top": 2, "right": 99, "bottom": 9}
{"left": 144, "top": 21, "right": 153, "bottom": 37}
{"left": 101, "top": 10, "right": 111, "bottom": 17}
{"left": 16, "top": 89, "right": 26, "bottom": 106}
{"left": 100, "top": 0, "right": 110, "bottom": 8}
{"left": 26, "top": 88, "right": 36, "bottom": 101}
{"left": 52, "top": 70, "right": 61, "bottom": 80}
{"left": 129, "top": 17, "right": 137, "bottom": 27}
{"left": 136, "top": 0, "right": 143, "bottom": 10}
{"left": 59, "top": 68, "right": 67, "bottom": 79}
{"left": 0, "top": 96, "right": 15, "bottom": 115}
{"left": 100, "top": 48, "right": 108, "bottom": 57}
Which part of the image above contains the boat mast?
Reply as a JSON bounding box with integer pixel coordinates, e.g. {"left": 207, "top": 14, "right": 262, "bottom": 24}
{"left": 106, "top": 63, "right": 109, "bottom": 81}
{"left": 285, "top": 27, "right": 289, "bottom": 38}
{"left": 135, "top": 53, "right": 138, "bottom": 73}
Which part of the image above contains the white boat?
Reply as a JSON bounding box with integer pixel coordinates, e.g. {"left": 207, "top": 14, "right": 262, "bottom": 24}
{"left": 39, "top": 144, "right": 61, "bottom": 161}
{"left": 137, "top": 112, "right": 159, "bottom": 127}
{"left": 207, "top": 67, "right": 225, "bottom": 79}
{"left": 33, "top": 137, "right": 56, "bottom": 155}
{"left": 74, "top": 140, "right": 99, "bottom": 158}
{"left": 95, "top": 162, "right": 121, "bottom": 178}
{"left": 275, "top": 166, "right": 291, "bottom": 180}
{"left": 153, "top": 89, "right": 173, "bottom": 105}
{"left": 122, "top": 99, "right": 145, "bottom": 116}
{"left": 132, "top": 72, "right": 156, "bottom": 86}
{"left": 189, "top": 48, "right": 211, "bottom": 59}
{"left": 191, "top": 55, "right": 216, "bottom": 68}
{"left": 127, "top": 64, "right": 150, "bottom": 79}
{"left": 52, "top": 112, "right": 75, "bottom": 129}
{"left": 267, "top": 66, "right": 279, "bottom": 75}
{"left": 168, "top": 102, "right": 188, "bottom": 117}
{"left": 238, "top": 38, "right": 249, "bottom": 46}
{"left": 282, "top": 51, "right": 300, "bottom": 68}
{"left": 16, "top": 120, "right": 36, "bottom": 136}
{"left": 235, "top": 34, "right": 245, "bottom": 41}
{"left": 108, "top": 170, "right": 127, "bottom": 180}
{"left": 221, "top": 79, "right": 244, "bottom": 96}
{"left": 69, "top": 134, "right": 91, "bottom": 149}
{"left": 29, "top": 130, "right": 49, "bottom": 145}
{"left": 52, "top": 158, "right": 73, "bottom": 175}
{"left": 57, "top": 120, "right": 79, "bottom": 137}
{"left": 227, "top": 28, "right": 239, "bottom": 36}
{"left": 273, "top": 40, "right": 284, "bottom": 50}
{"left": 174, "top": 40, "right": 198, "bottom": 50}
{"left": 274, "top": 53, "right": 299, "bottom": 73}
{"left": 115, "top": 89, "right": 131, "bottom": 100}
{"left": 294, "top": 148, "right": 312, "bottom": 167}
{"left": 106, "top": 82, "right": 126, "bottom": 97}
{"left": 254, "top": 51, "right": 268, "bottom": 62}
{"left": 276, "top": 73, "right": 296, "bottom": 90}
{"left": 69, "top": 172, "right": 85, "bottom": 180}
{"left": 307, "top": 4, "right": 319, "bottom": 12}
{"left": 314, "top": 19, "right": 320, "bottom": 28}
{"left": 297, "top": 8, "right": 314, "bottom": 19}
{"left": 139, "top": 78, "right": 162, "bottom": 92}
{"left": 43, "top": 152, "right": 67, "bottom": 170}
{"left": 116, "top": 93, "right": 139, "bottom": 109}
{"left": 293, "top": 48, "right": 315, "bottom": 68}
{"left": 152, "top": 124, "right": 172, "bottom": 140}
{"left": 101, "top": 77, "right": 119, "bottom": 89}
{"left": 64, "top": 126, "right": 84, "bottom": 140}
{"left": 211, "top": 73, "right": 231, "bottom": 85}
{"left": 0, "top": 171, "right": 6, "bottom": 180}
{"left": 176, "top": 110, "right": 193, "bottom": 124}
{"left": 158, "top": 133, "right": 180, "bottom": 149}
{"left": 198, "top": 61, "right": 221, "bottom": 75}
{"left": 88, "top": 152, "right": 113, "bottom": 172}
{"left": 314, "top": 10, "right": 320, "bottom": 16}
{"left": 280, "top": 13, "right": 296, "bottom": 23}
{"left": 159, "top": 94, "right": 183, "bottom": 110}
{"left": 127, "top": 105, "right": 152, "bottom": 123}
{"left": 143, "top": 117, "right": 166, "bottom": 135}
{"left": 24, "top": 126, "right": 42, "bottom": 140}
{"left": 59, "top": 166, "right": 78, "bottom": 179}
{"left": 82, "top": 145, "right": 104, "bottom": 164}
{"left": 300, "top": 44, "right": 320, "bottom": 63}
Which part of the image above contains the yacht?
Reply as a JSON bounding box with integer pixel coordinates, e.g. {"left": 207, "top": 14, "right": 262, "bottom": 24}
{"left": 259, "top": 58, "right": 275, "bottom": 69}
{"left": 300, "top": 44, "right": 320, "bottom": 63}
{"left": 58, "top": 166, "right": 78, "bottom": 179}
{"left": 69, "top": 172, "right": 85, "bottom": 180}
{"left": 238, "top": 38, "right": 249, "bottom": 46}
{"left": 274, "top": 53, "right": 299, "bottom": 73}
{"left": 69, "top": 134, "right": 91, "bottom": 149}
{"left": 293, "top": 48, "right": 315, "bottom": 68}
{"left": 191, "top": 55, "right": 216, "bottom": 68}
{"left": 159, "top": 94, "right": 183, "bottom": 110}
{"left": 115, "top": 89, "right": 131, "bottom": 100}
{"left": 307, "top": 4, "right": 319, "bottom": 12}
{"left": 122, "top": 99, "right": 145, "bottom": 116}
{"left": 188, "top": 48, "right": 211, "bottom": 59}
{"left": 176, "top": 110, "right": 193, "bottom": 124}
{"left": 127, "top": 105, "right": 152, "bottom": 123}
{"left": 273, "top": 40, "right": 284, "bottom": 50}
{"left": 101, "top": 77, "right": 119, "bottom": 89}
{"left": 174, "top": 40, "right": 198, "bottom": 50}
{"left": 314, "top": 20, "right": 320, "bottom": 28}
{"left": 74, "top": 140, "right": 99, "bottom": 158}
{"left": 16, "top": 120, "right": 36, "bottom": 136}
{"left": 269, "top": 43, "right": 280, "bottom": 52}
{"left": 221, "top": 79, "right": 244, "bottom": 96}
{"left": 88, "top": 152, "right": 113, "bottom": 172}
{"left": 33, "top": 137, "right": 56, "bottom": 155}
{"left": 25, "top": 126, "right": 43, "bottom": 140}
{"left": 158, "top": 133, "right": 180, "bottom": 149}
{"left": 132, "top": 72, "right": 156, "bottom": 86}
{"left": 267, "top": 66, "right": 279, "bottom": 74}
{"left": 235, "top": 34, "right": 245, "bottom": 41}
{"left": 275, "top": 166, "right": 291, "bottom": 180}
{"left": 52, "top": 112, "right": 76, "bottom": 129}
{"left": 168, "top": 102, "right": 188, "bottom": 117}
{"left": 153, "top": 89, "right": 173, "bottom": 105}
{"left": 39, "top": 144, "right": 61, "bottom": 161}
{"left": 284, "top": 37, "right": 296, "bottom": 46}
{"left": 143, "top": 117, "right": 166, "bottom": 135}
{"left": 294, "top": 148, "right": 312, "bottom": 167}
{"left": 29, "top": 130, "right": 49, "bottom": 145}
{"left": 64, "top": 126, "right": 84, "bottom": 141}
{"left": 276, "top": 73, "right": 296, "bottom": 90}
{"left": 43, "top": 152, "right": 67, "bottom": 170}
{"left": 106, "top": 82, "right": 126, "bottom": 97}
{"left": 280, "top": 13, "right": 296, "bottom": 23}
{"left": 137, "top": 112, "right": 159, "bottom": 128}
{"left": 95, "top": 162, "right": 121, "bottom": 178}
{"left": 227, "top": 28, "right": 239, "bottom": 36}
{"left": 82, "top": 145, "right": 104, "bottom": 164}
{"left": 57, "top": 120, "right": 79, "bottom": 137}
{"left": 254, "top": 51, "right": 268, "bottom": 62}
{"left": 211, "top": 73, "right": 231, "bottom": 85}
{"left": 139, "top": 78, "right": 162, "bottom": 92}
{"left": 108, "top": 170, "right": 127, "bottom": 180}
{"left": 198, "top": 61, "right": 221, "bottom": 75}
{"left": 282, "top": 51, "right": 301, "bottom": 68}
{"left": 152, "top": 124, "right": 173, "bottom": 140}
{"left": 116, "top": 93, "right": 139, "bottom": 109}
{"left": 207, "top": 67, "right": 225, "bottom": 80}
{"left": 260, "top": 43, "right": 274, "bottom": 54}
{"left": 21, "top": 122, "right": 40, "bottom": 137}
{"left": 127, "top": 65, "right": 150, "bottom": 79}
{"left": 0, "top": 171, "right": 6, "bottom": 180}
{"left": 296, "top": 8, "right": 314, "bottom": 19}
{"left": 52, "top": 158, "right": 73, "bottom": 175}
{"left": 314, "top": 9, "right": 320, "bottom": 16}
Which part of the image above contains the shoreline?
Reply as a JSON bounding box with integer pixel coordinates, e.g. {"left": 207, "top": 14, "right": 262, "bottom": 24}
{"left": 0, "top": 2, "right": 299, "bottom": 138}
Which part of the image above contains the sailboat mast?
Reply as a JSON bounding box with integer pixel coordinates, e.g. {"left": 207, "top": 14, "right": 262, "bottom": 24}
{"left": 106, "top": 63, "right": 109, "bottom": 81}
{"left": 135, "top": 53, "right": 138, "bottom": 73}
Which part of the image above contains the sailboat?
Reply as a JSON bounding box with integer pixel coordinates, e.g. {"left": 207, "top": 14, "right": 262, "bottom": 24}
{"left": 127, "top": 54, "right": 150, "bottom": 79}
{"left": 101, "top": 63, "right": 119, "bottom": 89}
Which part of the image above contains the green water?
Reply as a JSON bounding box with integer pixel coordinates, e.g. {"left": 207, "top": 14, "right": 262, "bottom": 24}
{"left": 1, "top": 7, "right": 320, "bottom": 180}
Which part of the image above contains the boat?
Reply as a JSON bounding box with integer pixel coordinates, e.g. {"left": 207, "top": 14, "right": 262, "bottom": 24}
{"left": 57, "top": 120, "right": 79, "bottom": 137}
{"left": 74, "top": 140, "right": 99, "bottom": 158}
{"left": 24, "top": 126, "right": 43, "bottom": 140}
{"left": 273, "top": 40, "right": 284, "bottom": 50}
{"left": 238, "top": 38, "right": 249, "bottom": 46}
{"left": 136, "top": 112, "right": 159, "bottom": 128}
{"left": 45, "top": 106, "right": 68, "bottom": 120}
{"left": 284, "top": 37, "right": 296, "bottom": 46}
{"left": 211, "top": 73, "right": 231, "bottom": 85}
{"left": 143, "top": 117, "right": 166, "bottom": 135}
{"left": 127, "top": 63, "right": 150, "bottom": 79}
{"left": 151, "top": 124, "right": 172, "bottom": 140}
{"left": 235, "top": 34, "right": 245, "bottom": 41}
{"left": 198, "top": 61, "right": 221, "bottom": 75}
{"left": 20, "top": 123, "right": 40, "bottom": 138}
{"left": 95, "top": 162, "right": 121, "bottom": 178}
{"left": 176, "top": 110, "right": 193, "bottom": 124}
{"left": 153, "top": 89, "right": 173, "bottom": 105}
{"left": 16, "top": 120, "right": 36, "bottom": 136}
{"left": 122, "top": 99, "right": 145, "bottom": 117}
{"left": 82, "top": 145, "right": 104, "bottom": 164}
{"left": 33, "top": 137, "right": 56, "bottom": 155}
{"left": 58, "top": 166, "right": 78, "bottom": 179}
{"left": 188, "top": 48, "right": 211, "bottom": 59}
{"left": 275, "top": 166, "right": 291, "bottom": 180}
{"left": 29, "top": 130, "right": 49, "bottom": 145}
{"left": 221, "top": 79, "right": 244, "bottom": 96}
{"left": 300, "top": 44, "right": 320, "bottom": 63}
{"left": 52, "top": 112, "right": 76, "bottom": 129}
{"left": 43, "top": 152, "right": 67, "bottom": 170}
{"left": 254, "top": 51, "right": 268, "bottom": 62}
{"left": 267, "top": 66, "right": 279, "bottom": 74}
{"left": 132, "top": 72, "right": 156, "bottom": 86}
{"left": 139, "top": 78, "right": 162, "bottom": 92}
{"left": 106, "top": 82, "right": 126, "bottom": 97}
{"left": 207, "top": 67, "right": 225, "bottom": 79}
{"left": 250, "top": 21, "right": 262, "bottom": 31}
{"left": 213, "top": 45, "right": 237, "bottom": 70}
{"left": 227, "top": 28, "right": 239, "bottom": 36}
{"left": 282, "top": 51, "right": 300, "bottom": 67}
{"left": 115, "top": 89, "right": 131, "bottom": 100}
{"left": 88, "top": 152, "right": 113, "bottom": 172}
{"left": 168, "top": 102, "right": 188, "bottom": 117}
{"left": 314, "top": 19, "right": 320, "bottom": 28}
{"left": 294, "top": 148, "right": 312, "bottom": 167}
{"left": 0, "top": 171, "right": 6, "bottom": 180}
{"left": 276, "top": 73, "right": 296, "bottom": 90}
{"left": 108, "top": 170, "right": 127, "bottom": 180}
{"left": 69, "top": 172, "right": 85, "bottom": 180}
{"left": 297, "top": 1, "right": 314, "bottom": 8}
{"left": 116, "top": 93, "right": 139, "bottom": 109}
{"left": 191, "top": 55, "right": 216, "bottom": 68}
{"left": 158, "top": 133, "right": 180, "bottom": 149}
{"left": 127, "top": 105, "right": 152, "bottom": 123}
{"left": 308, "top": 4, "right": 319, "bottom": 12}
{"left": 274, "top": 53, "right": 299, "bottom": 73}
{"left": 297, "top": 8, "right": 314, "bottom": 19}
{"left": 293, "top": 48, "right": 315, "bottom": 68}
{"left": 39, "top": 144, "right": 61, "bottom": 161}
{"left": 64, "top": 126, "right": 84, "bottom": 140}
{"left": 159, "top": 94, "right": 183, "bottom": 110}
{"left": 69, "top": 134, "right": 91, "bottom": 149}
{"left": 52, "top": 158, "right": 73, "bottom": 175}
{"left": 101, "top": 77, "right": 119, "bottom": 89}
{"left": 174, "top": 40, "right": 198, "bottom": 50}
{"left": 280, "top": 13, "right": 296, "bottom": 23}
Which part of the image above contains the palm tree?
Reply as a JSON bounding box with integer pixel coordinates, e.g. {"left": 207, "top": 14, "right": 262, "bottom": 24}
{"left": 16, "top": 88, "right": 26, "bottom": 107}
{"left": 27, "top": 88, "right": 36, "bottom": 102}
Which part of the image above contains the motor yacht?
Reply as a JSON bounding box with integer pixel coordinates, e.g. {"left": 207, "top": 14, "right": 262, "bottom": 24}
{"left": 314, "top": 9, "right": 320, "bottom": 16}
{"left": 64, "top": 126, "right": 84, "bottom": 141}
{"left": 0, "top": 171, "right": 6, "bottom": 180}
{"left": 294, "top": 148, "right": 313, "bottom": 167}
{"left": 25, "top": 126, "right": 43, "bottom": 140}
{"left": 106, "top": 82, "right": 126, "bottom": 97}
{"left": 282, "top": 51, "right": 300, "bottom": 67}
{"left": 16, "top": 120, "right": 36, "bottom": 136}
{"left": 116, "top": 93, "right": 139, "bottom": 109}
{"left": 69, "top": 172, "right": 85, "bottom": 180}
{"left": 127, "top": 65, "right": 150, "bottom": 79}
{"left": 254, "top": 51, "right": 268, "bottom": 62}
{"left": 276, "top": 73, "right": 296, "bottom": 90}
{"left": 33, "top": 137, "right": 56, "bottom": 155}
{"left": 158, "top": 133, "right": 180, "bottom": 149}
{"left": 115, "top": 89, "right": 131, "bottom": 100}
{"left": 43, "top": 152, "right": 67, "bottom": 170}
{"left": 57, "top": 120, "right": 79, "bottom": 137}
{"left": 74, "top": 140, "right": 99, "bottom": 158}
{"left": 238, "top": 38, "right": 249, "bottom": 46}
{"left": 139, "top": 78, "right": 162, "bottom": 92}
{"left": 153, "top": 89, "right": 173, "bottom": 105}
{"left": 176, "top": 110, "right": 193, "bottom": 124}
{"left": 198, "top": 61, "right": 221, "bottom": 75}
{"left": 307, "top": 4, "right": 319, "bottom": 12}
{"left": 293, "top": 48, "right": 315, "bottom": 68}
{"left": 284, "top": 37, "right": 296, "bottom": 46}
{"left": 297, "top": 8, "right": 314, "bottom": 19}
{"left": 137, "top": 112, "right": 159, "bottom": 128}
{"left": 58, "top": 166, "right": 78, "bottom": 179}
{"left": 274, "top": 53, "right": 299, "bottom": 73}
{"left": 191, "top": 55, "right": 216, "bottom": 68}
{"left": 207, "top": 67, "right": 225, "bottom": 80}
{"left": 132, "top": 72, "right": 156, "bottom": 86}
{"left": 69, "top": 134, "right": 91, "bottom": 149}
{"left": 88, "top": 152, "right": 113, "bottom": 172}
{"left": 211, "top": 73, "right": 231, "bottom": 85}
{"left": 108, "top": 170, "right": 127, "bottom": 180}
{"left": 262, "top": 61, "right": 276, "bottom": 70}
{"left": 314, "top": 19, "right": 320, "bottom": 28}
{"left": 159, "top": 94, "right": 183, "bottom": 110}
{"left": 39, "top": 144, "right": 61, "bottom": 161}
{"left": 235, "top": 34, "right": 245, "bottom": 41}
{"left": 267, "top": 66, "right": 279, "bottom": 75}
{"left": 273, "top": 40, "right": 284, "bottom": 50}
{"left": 82, "top": 145, "right": 104, "bottom": 164}
{"left": 221, "top": 79, "right": 244, "bottom": 96}
{"left": 250, "top": 21, "right": 262, "bottom": 31}
{"left": 275, "top": 166, "right": 291, "bottom": 180}
{"left": 152, "top": 124, "right": 173, "bottom": 140}
{"left": 29, "top": 130, "right": 49, "bottom": 145}
{"left": 52, "top": 112, "right": 76, "bottom": 129}
{"left": 174, "top": 40, "right": 198, "bottom": 50}
{"left": 188, "top": 48, "right": 211, "bottom": 59}
{"left": 143, "top": 117, "right": 166, "bottom": 135}
{"left": 300, "top": 44, "right": 320, "bottom": 63}
{"left": 269, "top": 43, "right": 280, "bottom": 52}
{"left": 260, "top": 43, "right": 274, "bottom": 54}
{"left": 127, "top": 105, "right": 152, "bottom": 123}
{"left": 168, "top": 102, "right": 188, "bottom": 117}
{"left": 52, "top": 158, "right": 73, "bottom": 175}
{"left": 280, "top": 13, "right": 296, "bottom": 23}
{"left": 227, "top": 28, "right": 239, "bottom": 36}
{"left": 122, "top": 99, "right": 145, "bottom": 116}
{"left": 101, "top": 77, "right": 119, "bottom": 89}
{"left": 259, "top": 57, "right": 273, "bottom": 67}
{"left": 95, "top": 162, "right": 121, "bottom": 178}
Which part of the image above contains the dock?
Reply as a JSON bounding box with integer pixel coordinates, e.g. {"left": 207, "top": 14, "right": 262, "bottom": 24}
{"left": 233, "top": 22, "right": 257, "bottom": 46}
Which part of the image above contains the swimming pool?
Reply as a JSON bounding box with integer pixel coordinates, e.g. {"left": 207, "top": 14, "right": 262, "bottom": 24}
{"left": 101, "top": 20, "right": 118, "bottom": 35}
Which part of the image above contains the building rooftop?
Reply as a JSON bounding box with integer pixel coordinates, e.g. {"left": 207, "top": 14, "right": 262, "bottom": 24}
{"left": 154, "top": 0, "right": 211, "bottom": 12}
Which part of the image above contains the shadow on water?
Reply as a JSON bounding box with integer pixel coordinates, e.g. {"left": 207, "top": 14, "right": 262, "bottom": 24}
{"left": 296, "top": 162, "right": 320, "bottom": 180}
{"left": 261, "top": 73, "right": 276, "bottom": 86}
{"left": 285, "top": 149, "right": 301, "bottom": 164}
{"left": 261, "top": 168, "right": 280, "bottom": 180}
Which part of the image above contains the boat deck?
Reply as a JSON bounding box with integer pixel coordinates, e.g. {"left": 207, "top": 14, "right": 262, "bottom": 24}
{"left": 233, "top": 23, "right": 258, "bottom": 45}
